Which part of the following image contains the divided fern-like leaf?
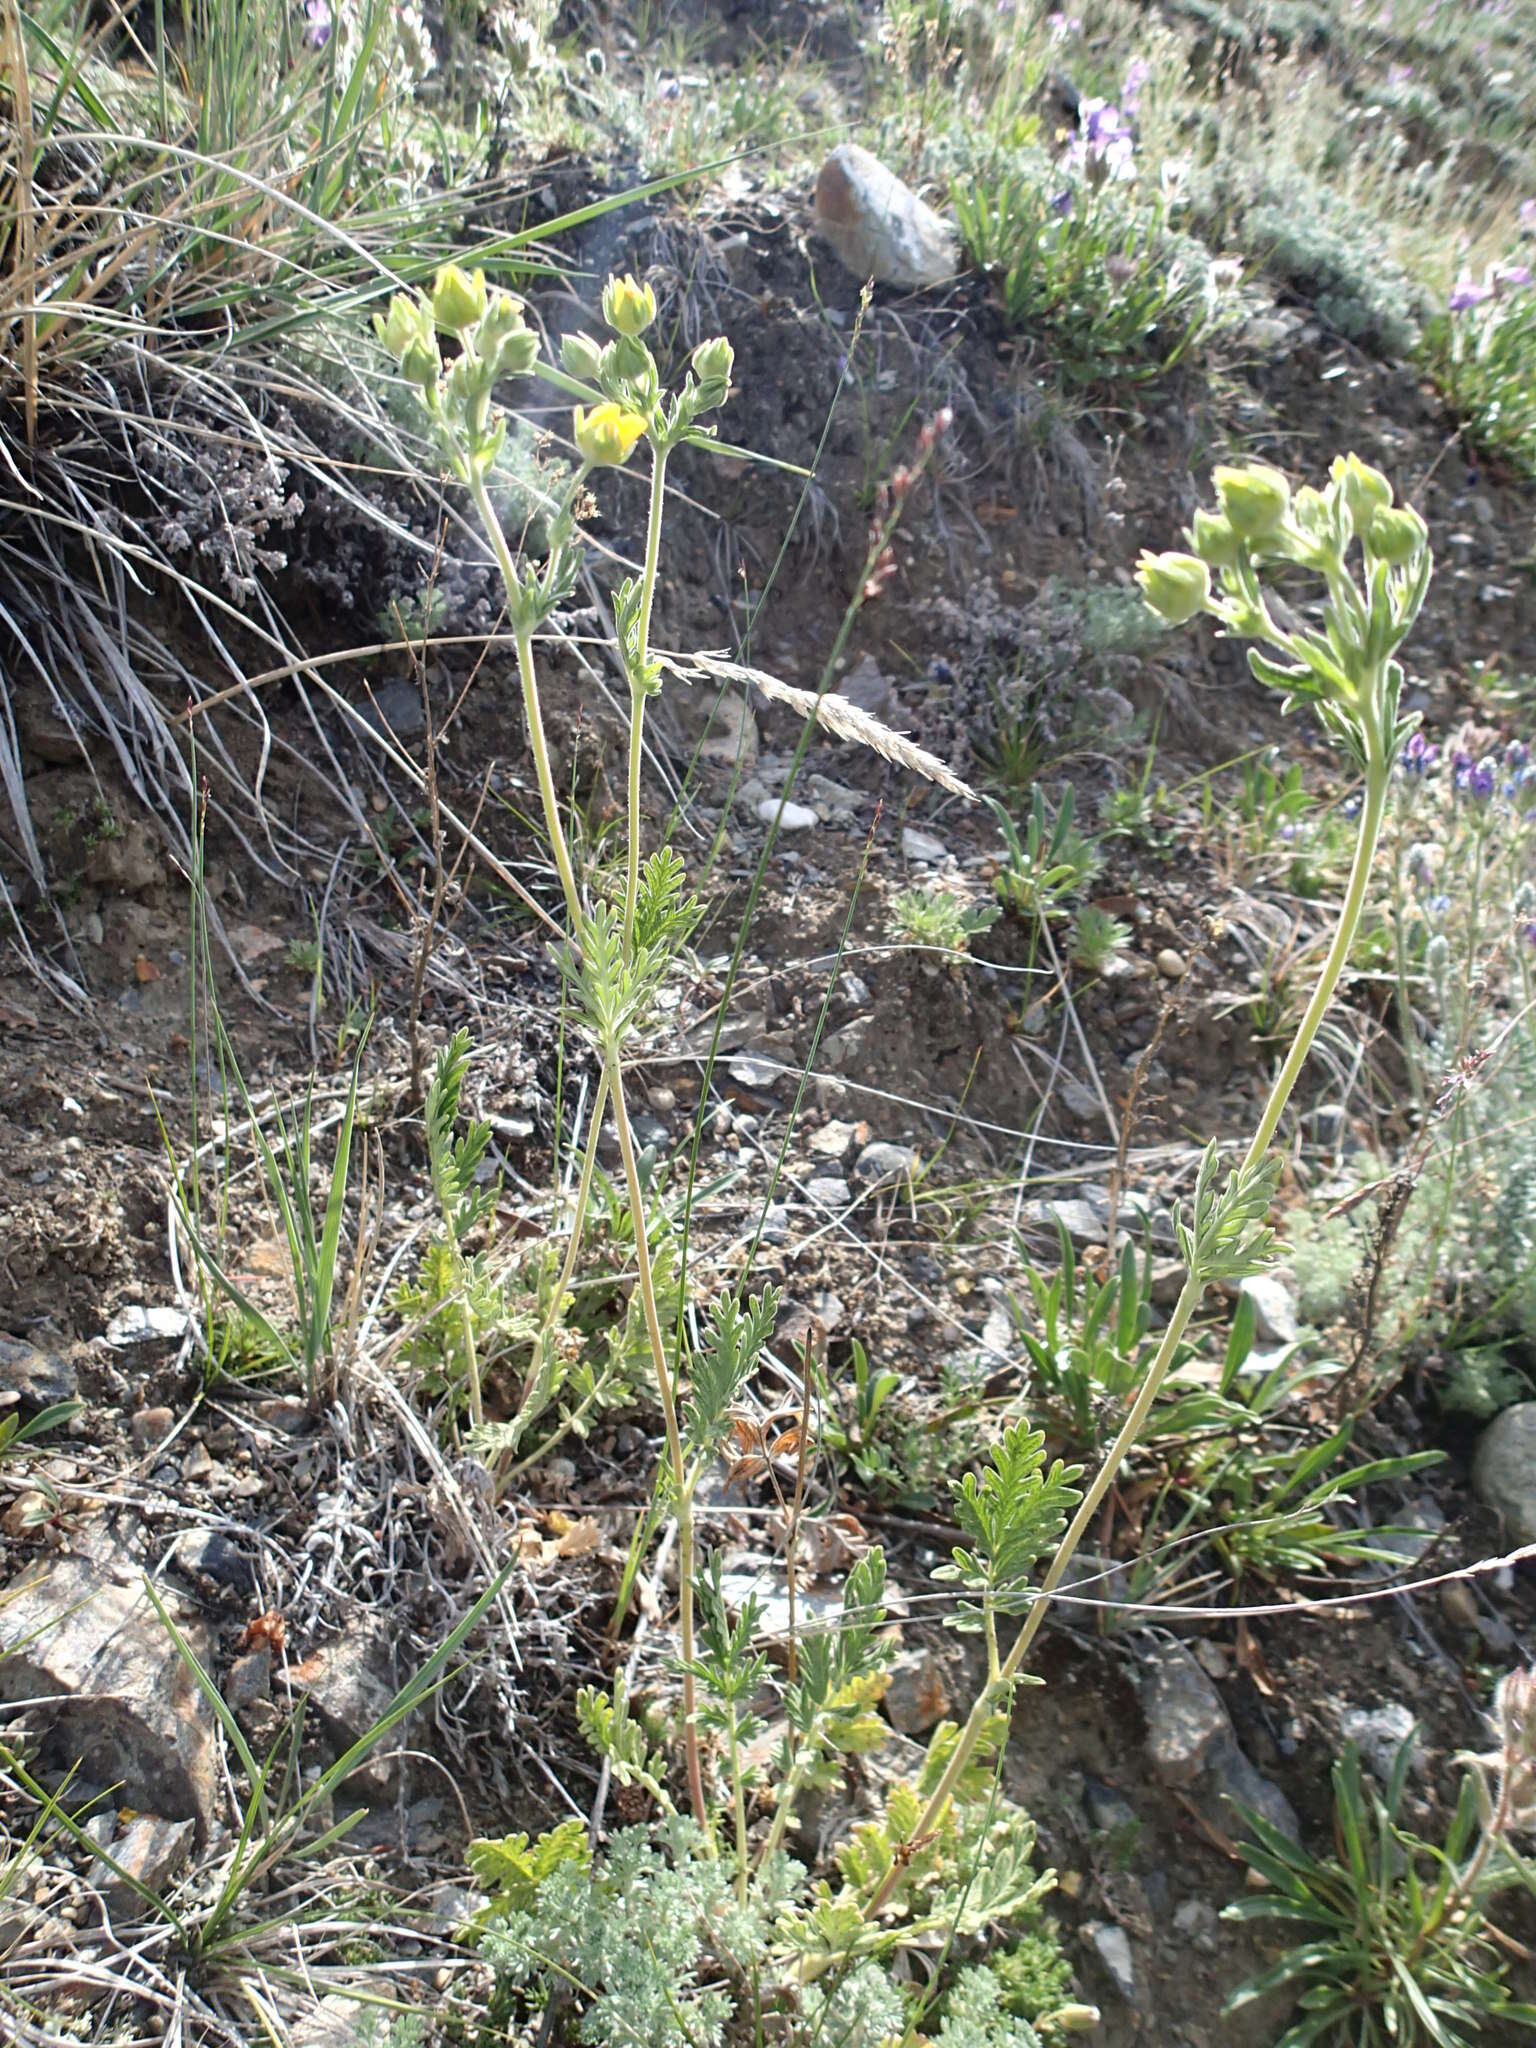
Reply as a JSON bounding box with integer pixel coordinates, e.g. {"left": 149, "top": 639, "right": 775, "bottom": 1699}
{"left": 684, "top": 1284, "right": 781, "bottom": 1459}
{"left": 935, "top": 1423, "right": 1083, "bottom": 1622}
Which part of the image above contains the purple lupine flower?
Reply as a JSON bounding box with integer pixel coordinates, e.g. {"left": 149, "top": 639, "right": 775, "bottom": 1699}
{"left": 1341, "top": 794, "right": 1362, "bottom": 818}
{"left": 1387, "top": 62, "right": 1413, "bottom": 85}
{"left": 1521, "top": 199, "right": 1536, "bottom": 234}
{"left": 302, "top": 0, "right": 331, "bottom": 46}
{"left": 1465, "top": 757, "right": 1497, "bottom": 801}
{"left": 1050, "top": 187, "right": 1075, "bottom": 217}
{"left": 1046, "top": 10, "right": 1082, "bottom": 36}
{"left": 1525, "top": 921, "right": 1536, "bottom": 948}
{"left": 1450, "top": 276, "right": 1492, "bottom": 311}
{"left": 1506, "top": 739, "right": 1530, "bottom": 769}
{"left": 1402, "top": 730, "right": 1439, "bottom": 776}
{"left": 1122, "top": 58, "right": 1152, "bottom": 113}
{"left": 1494, "top": 262, "right": 1533, "bottom": 289}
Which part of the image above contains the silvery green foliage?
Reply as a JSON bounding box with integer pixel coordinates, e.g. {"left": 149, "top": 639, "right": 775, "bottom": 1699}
{"left": 800, "top": 1960, "right": 911, "bottom": 2046}
{"left": 935, "top": 1964, "right": 1043, "bottom": 2047}
{"left": 481, "top": 1819, "right": 776, "bottom": 2048}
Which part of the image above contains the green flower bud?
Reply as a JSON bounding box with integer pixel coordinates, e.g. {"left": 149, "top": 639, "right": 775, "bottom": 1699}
{"left": 610, "top": 332, "right": 659, "bottom": 405}
{"left": 1189, "top": 507, "right": 1241, "bottom": 567}
{"left": 561, "top": 331, "right": 606, "bottom": 384}
{"left": 1330, "top": 451, "right": 1393, "bottom": 531}
{"left": 690, "top": 335, "right": 735, "bottom": 410}
{"left": 374, "top": 292, "right": 441, "bottom": 393}
{"left": 573, "top": 401, "right": 648, "bottom": 467}
{"left": 478, "top": 291, "right": 539, "bottom": 379}
{"left": 1052, "top": 2008, "right": 1103, "bottom": 2034}
{"left": 601, "top": 272, "right": 657, "bottom": 337}
{"left": 1136, "top": 550, "right": 1210, "bottom": 625}
{"left": 1213, "top": 463, "right": 1291, "bottom": 542}
{"left": 430, "top": 263, "right": 489, "bottom": 337}
{"left": 1364, "top": 503, "right": 1427, "bottom": 566}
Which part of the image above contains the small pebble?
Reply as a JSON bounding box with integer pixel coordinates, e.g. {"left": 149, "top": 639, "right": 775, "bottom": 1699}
{"left": 1439, "top": 1581, "right": 1478, "bottom": 1632}
{"left": 1156, "top": 948, "right": 1186, "bottom": 979}
{"left": 757, "top": 797, "right": 817, "bottom": 832}
{"left": 130, "top": 1406, "right": 175, "bottom": 1452}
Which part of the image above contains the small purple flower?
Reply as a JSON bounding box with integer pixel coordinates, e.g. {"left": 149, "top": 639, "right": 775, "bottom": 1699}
{"left": 1525, "top": 920, "right": 1536, "bottom": 948}
{"left": 1462, "top": 757, "right": 1497, "bottom": 801}
{"left": 1122, "top": 58, "right": 1152, "bottom": 113}
{"left": 656, "top": 73, "right": 681, "bottom": 101}
{"left": 1402, "top": 731, "right": 1440, "bottom": 777}
{"left": 1494, "top": 262, "right": 1532, "bottom": 290}
{"left": 1521, "top": 199, "right": 1536, "bottom": 234}
{"left": 1429, "top": 893, "right": 1452, "bottom": 915}
{"left": 1050, "top": 187, "right": 1075, "bottom": 218}
{"left": 1450, "top": 276, "right": 1492, "bottom": 312}
{"left": 1387, "top": 62, "right": 1413, "bottom": 86}
{"left": 302, "top": 0, "right": 331, "bottom": 46}
{"left": 1506, "top": 739, "right": 1530, "bottom": 768}
{"left": 1046, "top": 10, "right": 1082, "bottom": 36}
{"left": 1341, "top": 794, "right": 1362, "bottom": 818}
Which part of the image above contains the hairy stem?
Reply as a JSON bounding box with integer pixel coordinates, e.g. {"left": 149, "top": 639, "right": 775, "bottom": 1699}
{"left": 468, "top": 476, "right": 583, "bottom": 931}
{"left": 606, "top": 1048, "right": 708, "bottom": 1835}
{"left": 865, "top": 743, "right": 1394, "bottom": 1922}
{"left": 624, "top": 445, "right": 669, "bottom": 952}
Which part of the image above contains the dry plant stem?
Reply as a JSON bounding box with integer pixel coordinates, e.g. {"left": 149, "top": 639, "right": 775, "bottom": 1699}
{"left": 865, "top": 742, "right": 1393, "bottom": 1921}
{"left": 624, "top": 446, "right": 669, "bottom": 948}
{"left": 605, "top": 1047, "right": 709, "bottom": 1835}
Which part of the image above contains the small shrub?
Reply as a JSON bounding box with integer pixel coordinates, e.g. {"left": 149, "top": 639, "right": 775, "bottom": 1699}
{"left": 1426, "top": 267, "right": 1536, "bottom": 478}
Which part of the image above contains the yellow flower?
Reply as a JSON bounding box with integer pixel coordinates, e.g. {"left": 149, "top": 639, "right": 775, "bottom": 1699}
{"left": 573, "top": 401, "right": 648, "bottom": 467}
{"left": 430, "top": 264, "right": 489, "bottom": 336}
{"left": 601, "top": 273, "right": 657, "bottom": 338}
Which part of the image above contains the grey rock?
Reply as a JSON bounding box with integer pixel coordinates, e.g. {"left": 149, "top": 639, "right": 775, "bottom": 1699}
{"left": 813, "top": 144, "right": 958, "bottom": 289}
{"left": 225, "top": 1647, "right": 272, "bottom": 1711}
{"left": 728, "top": 1056, "right": 779, "bottom": 1092}
{"left": 806, "top": 1175, "right": 852, "bottom": 1208}
{"left": 835, "top": 656, "right": 898, "bottom": 720}
{"left": 1173, "top": 1897, "right": 1221, "bottom": 1953}
{"left": 1155, "top": 947, "right": 1186, "bottom": 978}
{"left": 1473, "top": 1403, "right": 1536, "bottom": 1543}
{"left": 760, "top": 1203, "right": 790, "bottom": 1246}
{"left": 1057, "top": 1077, "right": 1103, "bottom": 1122}
{"left": 1141, "top": 1645, "right": 1228, "bottom": 1786}
{"left": 1083, "top": 1777, "right": 1137, "bottom": 1834}
{"left": 358, "top": 677, "right": 427, "bottom": 740}
{"left": 809, "top": 1119, "right": 858, "bottom": 1161}
{"left": 1340, "top": 1702, "right": 1417, "bottom": 1781}
{"left": 821, "top": 1020, "right": 869, "bottom": 1071}
{"left": 1086, "top": 1920, "right": 1136, "bottom": 2001}
{"left": 105, "top": 1304, "right": 189, "bottom": 1349}
{"left": 1023, "top": 1197, "right": 1104, "bottom": 1244}
{"left": 855, "top": 1141, "right": 918, "bottom": 1183}
{"left": 1206, "top": 1730, "right": 1300, "bottom": 1840}
{"left": 292, "top": 1622, "right": 403, "bottom": 1798}
{"left": 0, "top": 1335, "right": 78, "bottom": 1411}
{"left": 0, "top": 1548, "right": 219, "bottom": 1833}
{"left": 882, "top": 1648, "right": 953, "bottom": 1734}
{"left": 900, "top": 827, "right": 949, "bottom": 863}
{"left": 1239, "top": 1273, "right": 1300, "bottom": 1346}
{"left": 93, "top": 1813, "right": 196, "bottom": 1917}
{"left": 757, "top": 796, "right": 817, "bottom": 832}
{"left": 174, "top": 1528, "right": 258, "bottom": 1593}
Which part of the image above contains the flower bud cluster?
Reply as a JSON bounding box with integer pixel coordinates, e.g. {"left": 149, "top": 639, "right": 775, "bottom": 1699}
{"left": 374, "top": 265, "right": 539, "bottom": 484}
{"left": 560, "top": 273, "right": 734, "bottom": 461}
{"left": 1136, "top": 453, "right": 1434, "bottom": 769}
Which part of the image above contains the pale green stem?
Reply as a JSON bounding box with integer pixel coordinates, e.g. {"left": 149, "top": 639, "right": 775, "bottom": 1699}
{"left": 467, "top": 475, "right": 583, "bottom": 932}
{"left": 727, "top": 1703, "right": 749, "bottom": 1905}
{"left": 864, "top": 736, "right": 1394, "bottom": 1923}
{"left": 624, "top": 444, "right": 669, "bottom": 952}
{"left": 459, "top": 1291, "right": 483, "bottom": 1431}
{"left": 606, "top": 1046, "right": 709, "bottom": 1837}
